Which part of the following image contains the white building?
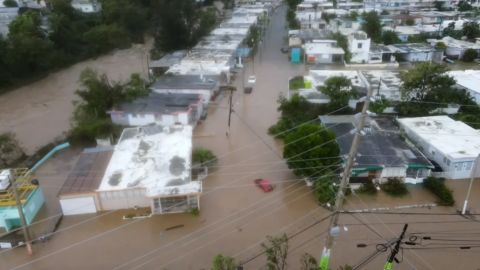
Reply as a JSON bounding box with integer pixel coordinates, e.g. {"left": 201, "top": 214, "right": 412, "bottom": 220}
{"left": 398, "top": 116, "right": 480, "bottom": 180}
{"left": 447, "top": 70, "right": 480, "bottom": 104}
{"left": 71, "top": 0, "right": 101, "bottom": 13}
{"left": 0, "top": 7, "right": 18, "bottom": 36}
{"left": 348, "top": 31, "right": 371, "bottom": 64}
{"left": 304, "top": 40, "right": 345, "bottom": 64}
{"left": 59, "top": 125, "right": 203, "bottom": 215}
{"left": 428, "top": 36, "right": 480, "bottom": 60}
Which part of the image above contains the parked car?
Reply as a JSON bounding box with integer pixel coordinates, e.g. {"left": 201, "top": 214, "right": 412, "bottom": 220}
{"left": 244, "top": 86, "right": 253, "bottom": 94}
{"left": 254, "top": 178, "right": 274, "bottom": 192}
{"left": 247, "top": 75, "right": 256, "bottom": 84}
{"left": 280, "top": 47, "right": 289, "bottom": 54}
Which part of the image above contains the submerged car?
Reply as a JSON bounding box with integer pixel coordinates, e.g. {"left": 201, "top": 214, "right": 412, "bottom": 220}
{"left": 254, "top": 178, "right": 274, "bottom": 192}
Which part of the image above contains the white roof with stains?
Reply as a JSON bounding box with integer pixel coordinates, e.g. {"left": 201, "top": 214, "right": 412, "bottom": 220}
{"left": 97, "top": 125, "right": 201, "bottom": 197}
{"left": 398, "top": 116, "right": 480, "bottom": 160}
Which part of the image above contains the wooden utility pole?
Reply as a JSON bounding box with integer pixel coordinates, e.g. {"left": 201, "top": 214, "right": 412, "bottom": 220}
{"left": 225, "top": 86, "right": 236, "bottom": 136}
{"left": 462, "top": 154, "right": 480, "bottom": 215}
{"left": 11, "top": 173, "right": 33, "bottom": 255}
{"left": 319, "top": 84, "right": 373, "bottom": 270}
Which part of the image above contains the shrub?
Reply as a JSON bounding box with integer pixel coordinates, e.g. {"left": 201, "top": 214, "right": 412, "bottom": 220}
{"left": 189, "top": 207, "right": 200, "bottom": 216}
{"left": 357, "top": 181, "right": 377, "bottom": 195}
{"left": 462, "top": 48, "right": 478, "bottom": 62}
{"left": 380, "top": 178, "right": 408, "bottom": 196}
{"left": 422, "top": 177, "right": 455, "bottom": 206}
{"left": 192, "top": 147, "right": 217, "bottom": 169}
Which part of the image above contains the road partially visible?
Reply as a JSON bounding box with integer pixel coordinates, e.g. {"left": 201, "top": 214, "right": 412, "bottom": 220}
{"left": 0, "top": 43, "right": 150, "bottom": 155}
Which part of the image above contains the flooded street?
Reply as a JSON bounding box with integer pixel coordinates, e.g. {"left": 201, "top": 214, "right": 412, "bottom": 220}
{"left": 1, "top": 5, "right": 480, "bottom": 270}
{"left": 0, "top": 43, "right": 150, "bottom": 155}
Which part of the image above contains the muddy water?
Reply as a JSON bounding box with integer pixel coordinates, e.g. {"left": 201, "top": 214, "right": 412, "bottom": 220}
{"left": 2, "top": 5, "right": 480, "bottom": 270}
{"left": 0, "top": 43, "right": 150, "bottom": 155}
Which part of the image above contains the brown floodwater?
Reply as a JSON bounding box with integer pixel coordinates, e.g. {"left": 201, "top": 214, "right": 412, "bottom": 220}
{"left": 1, "top": 5, "right": 480, "bottom": 270}
{"left": 0, "top": 42, "right": 151, "bottom": 155}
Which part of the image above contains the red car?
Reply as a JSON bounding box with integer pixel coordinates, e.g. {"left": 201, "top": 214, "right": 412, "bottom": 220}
{"left": 254, "top": 178, "right": 274, "bottom": 192}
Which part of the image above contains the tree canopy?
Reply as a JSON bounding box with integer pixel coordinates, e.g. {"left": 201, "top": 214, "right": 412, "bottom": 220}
{"left": 283, "top": 124, "right": 340, "bottom": 178}
{"left": 462, "top": 48, "right": 478, "bottom": 62}
{"left": 212, "top": 254, "right": 236, "bottom": 270}
{"left": 361, "top": 11, "right": 382, "bottom": 43}
{"left": 318, "top": 76, "right": 355, "bottom": 108}
{"left": 462, "top": 21, "right": 480, "bottom": 40}
{"left": 381, "top": 30, "right": 401, "bottom": 45}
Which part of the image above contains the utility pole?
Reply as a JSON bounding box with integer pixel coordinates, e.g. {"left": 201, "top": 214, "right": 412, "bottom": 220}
{"left": 226, "top": 86, "right": 236, "bottom": 136}
{"left": 462, "top": 154, "right": 480, "bottom": 215}
{"left": 319, "top": 84, "right": 373, "bottom": 270}
{"left": 384, "top": 224, "right": 408, "bottom": 270}
{"left": 10, "top": 173, "right": 33, "bottom": 255}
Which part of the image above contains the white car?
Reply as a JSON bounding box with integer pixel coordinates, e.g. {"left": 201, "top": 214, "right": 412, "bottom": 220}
{"left": 247, "top": 75, "right": 256, "bottom": 84}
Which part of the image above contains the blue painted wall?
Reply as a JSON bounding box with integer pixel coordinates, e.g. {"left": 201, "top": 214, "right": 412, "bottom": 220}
{"left": 0, "top": 187, "right": 45, "bottom": 231}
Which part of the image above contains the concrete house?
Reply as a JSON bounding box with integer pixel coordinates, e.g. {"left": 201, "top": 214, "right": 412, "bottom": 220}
{"left": 108, "top": 93, "right": 204, "bottom": 127}
{"left": 304, "top": 40, "right": 345, "bottom": 64}
{"left": 71, "top": 0, "right": 101, "bottom": 13}
{"left": 348, "top": 31, "right": 371, "bottom": 64}
{"left": 59, "top": 125, "right": 203, "bottom": 215}
{"left": 0, "top": 7, "right": 18, "bottom": 36}
{"left": 427, "top": 36, "right": 480, "bottom": 60}
{"left": 398, "top": 116, "right": 480, "bottom": 180}
{"left": 321, "top": 115, "right": 433, "bottom": 187}
{"left": 389, "top": 43, "right": 442, "bottom": 63}
{"left": 447, "top": 70, "right": 480, "bottom": 104}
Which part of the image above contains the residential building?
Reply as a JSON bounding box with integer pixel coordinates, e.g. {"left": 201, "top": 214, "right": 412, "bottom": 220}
{"left": 148, "top": 50, "right": 188, "bottom": 75}
{"left": 348, "top": 31, "right": 371, "bottom": 64}
{"left": 383, "top": 24, "right": 440, "bottom": 42}
{"left": 151, "top": 74, "right": 221, "bottom": 105}
{"left": 296, "top": 11, "right": 327, "bottom": 30}
{"left": 109, "top": 93, "right": 204, "bottom": 127}
{"left": 427, "top": 36, "right": 480, "bottom": 60}
{"left": 304, "top": 40, "right": 345, "bottom": 64}
{"left": 447, "top": 70, "right": 480, "bottom": 104}
{"left": 389, "top": 43, "right": 442, "bottom": 62}
{"left": 364, "top": 0, "right": 454, "bottom": 12}
{"left": 71, "top": 0, "right": 101, "bottom": 13}
{"left": 398, "top": 116, "right": 480, "bottom": 180}
{"left": 321, "top": 115, "right": 433, "bottom": 187}
{"left": 0, "top": 169, "right": 45, "bottom": 232}
{"left": 328, "top": 18, "right": 362, "bottom": 36}
{"left": 59, "top": 125, "right": 203, "bottom": 215}
{"left": 368, "top": 43, "right": 397, "bottom": 64}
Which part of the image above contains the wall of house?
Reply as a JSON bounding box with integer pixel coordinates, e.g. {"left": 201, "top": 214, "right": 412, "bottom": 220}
{"left": 405, "top": 51, "right": 432, "bottom": 62}
{"left": 0, "top": 188, "right": 45, "bottom": 231}
{"left": 98, "top": 188, "right": 150, "bottom": 211}
{"left": 151, "top": 194, "right": 200, "bottom": 214}
{"left": 349, "top": 37, "right": 371, "bottom": 64}
{"left": 380, "top": 167, "right": 407, "bottom": 180}
{"left": 307, "top": 53, "right": 333, "bottom": 64}
{"left": 126, "top": 113, "right": 156, "bottom": 126}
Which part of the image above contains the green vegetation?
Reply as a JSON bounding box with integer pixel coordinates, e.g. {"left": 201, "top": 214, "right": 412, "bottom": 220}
{"left": 462, "top": 48, "right": 478, "bottom": 62}
{"left": 462, "top": 21, "right": 480, "bottom": 40}
{"left": 458, "top": 0, "right": 473, "bottom": 11}
{"left": 380, "top": 178, "right": 408, "bottom": 196}
{"left": 318, "top": 76, "right": 355, "bottom": 108}
{"left": 2, "top": 0, "right": 17, "bottom": 7}
{"left": 435, "top": 42, "right": 447, "bottom": 50}
{"left": 423, "top": 177, "right": 455, "bottom": 206}
{"left": 0, "top": 133, "right": 25, "bottom": 168}
{"left": 314, "top": 174, "right": 338, "bottom": 205}
{"left": 405, "top": 17, "right": 415, "bottom": 26}
{"left": 262, "top": 234, "right": 289, "bottom": 270}
{"left": 369, "top": 97, "right": 390, "bottom": 114}
{"left": 357, "top": 181, "right": 378, "bottom": 195}
{"left": 286, "top": 6, "right": 300, "bottom": 29}
{"left": 212, "top": 254, "right": 236, "bottom": 270}
{"left": 300, "top": 253, "right": 317, "bottom": 270}
{"left": 381, "top": 30, "right": 401, "bottom": 45}
{"left": 70, "top": 68, "right": 149, "bottom": 143}
{"left": 192, "top": 147, "right": 218, "bottom": 169}
{"left": 330, "top": 32, "right": 351, "bottom": 62}
{"left": 361, "top": 11, "right": 382, "bottom": 43}
{"left": 189, "top": 207, "right": 200, "bottom": 217}
{"left": 289, "top": 76, "right": 306, "bottom": 90}
{"left": 0, "top": 0, "right": 218, "bottom": 90}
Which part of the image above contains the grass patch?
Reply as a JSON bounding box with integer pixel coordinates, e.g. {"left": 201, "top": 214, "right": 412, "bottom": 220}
{"left": 289, "top": 76, "right": 306, "bottom": 90}
{"left": 423, "top": 177, "right": 455, "bottom": 206}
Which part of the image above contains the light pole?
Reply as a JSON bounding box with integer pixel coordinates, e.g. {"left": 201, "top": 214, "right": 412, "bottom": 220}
{"left": 462, "top": 154, "right": 480, "bottom": 215}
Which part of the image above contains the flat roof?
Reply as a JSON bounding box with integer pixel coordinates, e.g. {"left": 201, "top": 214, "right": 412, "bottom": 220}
{"left": 149, "top": 50, "right": 187, "bottom": 68}
{"left": 304, "top": 42, "right": 345, "bottom": 55}
{"left": 151, "top": 74, "right": 219, "bottom": 90}
{"left": 97, "top": 125, "right": 200, "bottom": 197}
{"left": 113, "top": 92, "right": 200, "bottom": 114}
{"left": 447, "top": 70, "right": 480, "bottom": 95}
{"left": 398, "top": 116, "right": 480, "bottom": 160}
{"left": 211, "top": 27, "right": 249, "bottom": 36}
{"left": 323, "top": 117, "right": 432, "bottom": 169}
{"left": 59, "top": 147, "right": 113, "bottom": 196}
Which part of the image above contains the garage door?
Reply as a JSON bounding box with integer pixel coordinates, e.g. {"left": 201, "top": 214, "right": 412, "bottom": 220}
{"left": 60, "top": 196, "right": 97, "bottom": 215}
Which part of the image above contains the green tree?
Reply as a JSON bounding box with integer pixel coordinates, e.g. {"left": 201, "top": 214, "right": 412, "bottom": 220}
{"left": 0, "top": 35, "right": 11, "bottom": 87}
{"left": 405, "top": 17, "right": 415, "bottom": 26}
{"left": 349, "top": 11, "right": 359, "bottom": 20}
{"left": 423, "top": 177, "right": 454, "bottom": 206}
{"left": 381, "top": 178, "right": 408, "bottom": 196}
{"left": 83, "top": 24, "right": 131, "bottom": 55}
{"left": 283, "top": 124, "right": 340, "bottom": 178}
{"left": 434, "top": 0, "right": 445, "bottom": 11}
{"left": 400, "top": 63, "right": 454, "bottom": 101}
{"left": 192, "top": 147, "right": 218, "bottom": 169}
{"left": 435, "top": 41, "right": 447, "bottom": 50}
{"left": 381, "top": 30, "right": 401, "bottom": 45}
{"left": 314, "top": 173, "right": 338, "bottom": 205}
{"left": 102, "top": 0, "right": 149, "bottom": 42}
{"left": 6, "top": 11, "right": 55, "bottom": 77}
{"left": 330, "top": 32, "right": 351, "bottom": 62}
{"left": 463, "top": 21, "right": 480, "bottom": 40}
{"left": 261, "top": 234, "right": 289, "bottom": 270}
{"left": 212, "top": 254, "right": 236, "bottom": 270}
{"left": 443, "top": 22, "right": 463, "bottom": 39}
{"left": 286, "top": 8, "right": 300, "bottom": 29}
{"left": 458, "top": 0, "right": 473, "bottom": 11}
{"left": 3, "top": 0, "right": 17, "bottom": 7}
{"left": 462, "top": 48, "right": 478, "bottom": 62}
{"left": 362, "top": 11, "right": 382, "bottom": 43}
{"left": 318, "top": 76, "right": 355, "bottom": 108}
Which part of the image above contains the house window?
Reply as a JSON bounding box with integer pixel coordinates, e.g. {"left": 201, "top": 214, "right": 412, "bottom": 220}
{"left": 465, "top": 161, "right": 473, "bottom": 171}
{"left": 455, "top": 163, "right": 462, "bottom": 171}
{"left": 447, "top": 159, "right": 451, "bottom": 166}
{"left": 358, "top": 43, "right": 362, "bottom": 49}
